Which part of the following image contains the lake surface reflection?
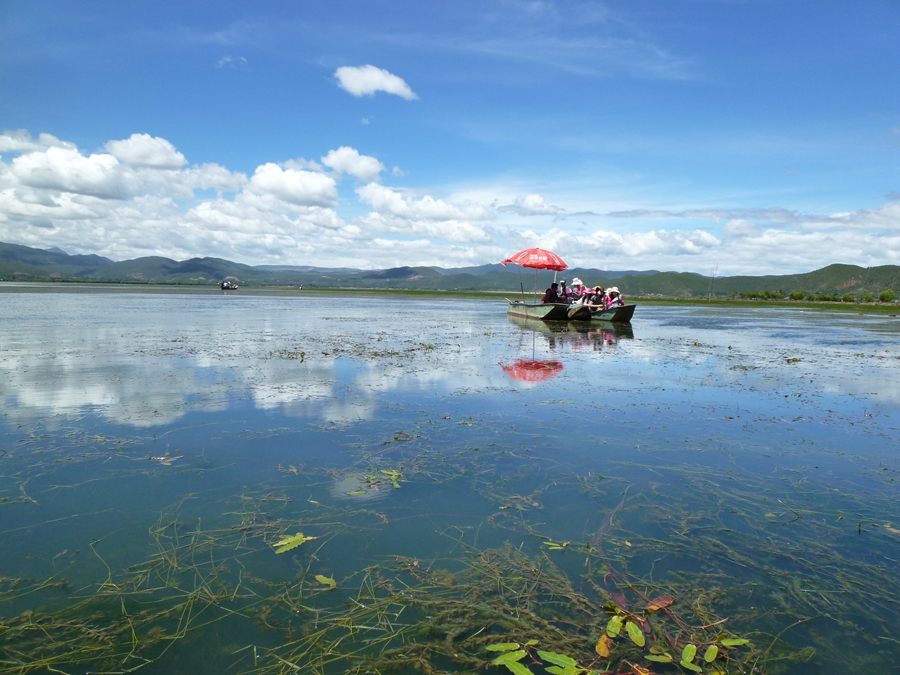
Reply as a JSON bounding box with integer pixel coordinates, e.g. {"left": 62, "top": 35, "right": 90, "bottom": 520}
{"left": 1, "top": 290, "right": 899, "bottom": 675}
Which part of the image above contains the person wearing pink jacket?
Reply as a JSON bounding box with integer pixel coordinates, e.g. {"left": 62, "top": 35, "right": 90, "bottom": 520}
{"left": 606, "top": 287, "right": 625, "bottom": 308}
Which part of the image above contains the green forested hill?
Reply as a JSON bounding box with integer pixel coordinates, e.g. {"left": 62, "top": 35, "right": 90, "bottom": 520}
{"left": 718, "top": 264, "right": 900, "bottom": 296}
{"left": 0, "top": 242, "right": 113, "bottom": 278}
{"left": 93, "top": 256, "right": 265, "bottom": 283}
{"left": 1, "top": 241, "right": 897, "bottom": 298}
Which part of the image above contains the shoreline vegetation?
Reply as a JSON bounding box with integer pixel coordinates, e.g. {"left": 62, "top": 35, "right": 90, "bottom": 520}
{"left": 1, "top": 279, "right": 898, "bottom": 315}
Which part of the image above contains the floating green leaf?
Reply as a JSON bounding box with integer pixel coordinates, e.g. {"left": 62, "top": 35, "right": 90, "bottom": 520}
{"left": 505, "top": 662, "right": 534, "bottom": 675}
{"left": 272, "top": 533, "right": 317, "bottom": 554}
{"left": 524, "top": 639, "right": 539, "bottom": 647}
{"left": 545, "top": 666, "right": 580, "bottom": 675}
{"left": 681, "top": 644, "right": 697, "bottom": 663}
{"left": 625, "top": 621, "right": 645, "bottom": 647}
{"left": 313, "top": 574, "right": 336, "bottom": 588}
{"left": 680, "top": 660, "right": 703, "bottom": 672}
{"left": 537, "top": 651, "right": 576, "bottom": 667}
{"left": 720, "top": 638, "right": 749, "bottom": 647}
{"left": 346, "top": 490, "right": 367, "bottom": 495}
{"left": 645, "top": 654, "right": 673, "bottom": 663}
{"left": 606, "top": 614, "right": 623, "bottom": 637}
{"left": 492, "top": 650, "right": 527, "bottom": 666}
{"left": 486, "top": 643, "right": 520, "bottom": 652}
{"left": 704, "top": 645, "right": 718, "bottom": 662}
{"left": 541, "top": 540, "right": 569, "bottom": 550}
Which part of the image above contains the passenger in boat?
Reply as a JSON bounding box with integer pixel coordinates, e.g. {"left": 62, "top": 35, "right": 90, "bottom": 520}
{"left": 541, "top": 282, "right": 563, "bottom": 304}
{"left": 606, "top": 287, "right": 625, "bottom": 308}
{"left": 558, "top": 280, "right": 571, "bottom": 303}
{"left": 589, "top": 286, "right": 606, "bottom": 307}
{"left": 570, "top": 278, "right": 587, "bottom": 303}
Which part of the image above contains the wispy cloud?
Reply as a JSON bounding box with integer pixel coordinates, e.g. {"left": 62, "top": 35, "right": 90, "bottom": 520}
{"left": 367, "top": 1, "right": 695, "bottom": 81}
{"left": 498, "top": 193, "right": 562, "bottom": 215}
{"left": 606, "top": 203, "right": 900, "bottom": 232}
{"left": 215, "top": 55, "right": 249, "bottom": 69}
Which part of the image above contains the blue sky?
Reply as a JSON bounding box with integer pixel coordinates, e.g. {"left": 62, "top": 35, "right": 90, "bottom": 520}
{"left": 1, "top": 0, "right": 898, "bottom": 274}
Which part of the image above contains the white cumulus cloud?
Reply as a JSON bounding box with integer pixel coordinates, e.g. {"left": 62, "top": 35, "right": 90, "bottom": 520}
{"left": 4, "top": 129, "right": 900, "bottom": 274}
{"left": 11, "top": 146, "right": 136, "bottom": 200}
{"left": 105, "top": 133, "right": 187, "bottom": 169}
{"left": 248, "top": 163, "right": 337, "bottom": 208}
{"left": 0, "top": 130, "right": 75, "bottom": 154}
{"left": 321, "top": 147, "right": 385, "bottom": 182}
{"left": 334, "top": 65, "right": 418, "bottom": 100}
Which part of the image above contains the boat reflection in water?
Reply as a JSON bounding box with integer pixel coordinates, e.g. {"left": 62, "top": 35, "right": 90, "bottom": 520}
{"left": 508, "top": 315, "right": 634, "bottom": 352}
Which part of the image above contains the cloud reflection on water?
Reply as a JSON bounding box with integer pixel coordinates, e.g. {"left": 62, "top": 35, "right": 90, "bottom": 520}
{"left": 1, "top": 293, "right": 899, "bottom": 430}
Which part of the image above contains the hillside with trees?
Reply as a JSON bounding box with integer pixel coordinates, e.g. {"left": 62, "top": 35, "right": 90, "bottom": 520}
{"left": 1, "top": 242, "right": 897, "bottom": 301}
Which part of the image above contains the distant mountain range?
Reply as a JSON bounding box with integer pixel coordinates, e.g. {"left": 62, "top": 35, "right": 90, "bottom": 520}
{"left": 1, "top": 241, "right": 898, "bottom": 298}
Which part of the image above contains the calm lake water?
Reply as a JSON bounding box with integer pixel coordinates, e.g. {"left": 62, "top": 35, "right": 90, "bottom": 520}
{"left": 1, "top": 288, "right": 899, "bottom": 675}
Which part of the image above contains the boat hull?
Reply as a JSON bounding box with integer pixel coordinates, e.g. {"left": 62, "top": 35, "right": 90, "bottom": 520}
{"left": 567, "top": 304, "right": 593, "bottom": 320}
{"left": 590, "top": 304, "right": 636, "bottom": 323}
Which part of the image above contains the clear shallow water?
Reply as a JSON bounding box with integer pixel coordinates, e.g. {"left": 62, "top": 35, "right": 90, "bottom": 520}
{"left": 1, "top": 290, "right": 899, "bottom": 674}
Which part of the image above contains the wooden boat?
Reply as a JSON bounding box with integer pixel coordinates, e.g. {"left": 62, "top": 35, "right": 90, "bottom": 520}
{"left": 508, "top": 299, "right": 636, "bottom": 323}
{"left": 220, "top": 280, "right": 238, "bottom": 290}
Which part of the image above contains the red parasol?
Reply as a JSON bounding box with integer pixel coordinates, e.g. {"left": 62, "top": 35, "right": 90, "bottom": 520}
{"left": 501, "top": 248, "right": 568, "bottom": 271}
{"left": 501, "top": 358, "right": 564, "bottom": 383}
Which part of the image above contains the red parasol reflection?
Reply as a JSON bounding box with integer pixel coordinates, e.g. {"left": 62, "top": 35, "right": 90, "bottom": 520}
{"left": 501, "top": 358, "right": 564, "bottom": 383}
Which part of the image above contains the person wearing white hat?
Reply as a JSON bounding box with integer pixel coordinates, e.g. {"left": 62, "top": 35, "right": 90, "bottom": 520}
{"left": 606, "top": 287, "right": 625, "bottom": 308}
{"left": 570, "top": 278, "right": 586, "bottom": 303}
